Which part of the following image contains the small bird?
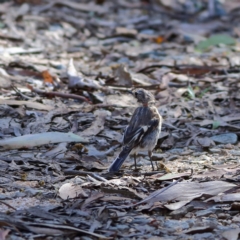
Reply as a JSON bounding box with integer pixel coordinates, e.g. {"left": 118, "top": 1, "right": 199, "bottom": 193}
{"left": 108, "top": 88, "right": 162, "bottom": 172}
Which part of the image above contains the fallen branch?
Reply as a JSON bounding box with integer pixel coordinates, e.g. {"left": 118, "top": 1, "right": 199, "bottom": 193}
{"left": 27, "top": 85, "right": 92, "bottom": 103}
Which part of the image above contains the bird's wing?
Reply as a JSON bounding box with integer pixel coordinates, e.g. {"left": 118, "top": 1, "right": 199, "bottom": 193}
{"left": 123, "top": 106, "right": 160, "bottom": 148}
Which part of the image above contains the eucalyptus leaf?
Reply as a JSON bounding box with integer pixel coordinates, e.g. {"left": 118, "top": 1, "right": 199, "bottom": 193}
{"left": 0, "top": 132, "right": 89, "bottom": 149}
{"left": 187, "top": 85, "right": 195, "bottom": 99}
{"left": 212, "top": 121, "right": 220, "bottom": 129}
{"left": 196, "top": 34, "right": 235, "bottom": 51}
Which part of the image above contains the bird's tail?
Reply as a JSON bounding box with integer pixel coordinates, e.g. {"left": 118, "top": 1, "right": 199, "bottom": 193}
{"left": 108, "top": 147, "right": 132, "bottom": 172}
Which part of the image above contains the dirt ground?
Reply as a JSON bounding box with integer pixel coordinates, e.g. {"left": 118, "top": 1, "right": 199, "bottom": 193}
{"left": 1, "top": 0, "right": 240, "bottom": 239}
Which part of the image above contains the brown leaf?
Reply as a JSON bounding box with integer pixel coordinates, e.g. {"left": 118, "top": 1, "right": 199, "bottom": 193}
{"left": 111, "top": 65, "right": 132, "bottom": 87}
{"left": 67, "top": 59, "right": 102, "bottom": 90}
{"left": 81, "top": 109, "right": 111, "bottom": 137}
{"left": 42, "top": 70, "right": 54, "bottom": 85}
{"left": 81, "top": 192, "right": 104, "bottom": 210}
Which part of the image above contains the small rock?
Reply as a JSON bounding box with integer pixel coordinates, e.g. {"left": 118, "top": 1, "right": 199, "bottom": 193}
{"left": 210, "top": 133, "right": 238, "bottom": 144}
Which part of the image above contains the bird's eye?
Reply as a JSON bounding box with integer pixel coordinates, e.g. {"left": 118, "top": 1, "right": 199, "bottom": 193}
{"left": 135, "top": 92, "right": 138, "bottom": 96}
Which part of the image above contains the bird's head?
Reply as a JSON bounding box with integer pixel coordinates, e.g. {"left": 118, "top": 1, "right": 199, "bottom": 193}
{"left": 132, "top": 88, "right": 155, "bottom": 106}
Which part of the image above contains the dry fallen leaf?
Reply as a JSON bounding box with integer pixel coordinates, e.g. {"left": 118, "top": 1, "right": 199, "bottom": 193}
{"left": 0, "top": 99, "right": 53, "bottom": 111}
{"left": 136, "top": 181, "right": 236, "bottom": 210}
{"left": 67, "top": 58, "right": 102, "bottom": 90}
{"left": 0, "top": 229, "right": 10, "bottom": 240}
{"left": 81, "top": 109, "right": 111, "bottom": 137}
{"left": 222, "top": 228, "right": 240, "bottom": 240}
{"left": 59, "top": 182, "right": 87, "bottom": 200}
{"left": 0, "top": 132, "right": 89, "bottom": 149}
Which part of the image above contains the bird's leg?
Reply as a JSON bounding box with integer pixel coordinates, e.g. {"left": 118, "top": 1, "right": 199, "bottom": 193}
{"left": 134, "top": 153, "right": 137, "bottom": 170}
{"left": 148, "top": 150, "right": 154, "bottom": 171}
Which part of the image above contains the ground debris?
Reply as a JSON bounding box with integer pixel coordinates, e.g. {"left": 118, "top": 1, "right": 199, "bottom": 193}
{"left": 1, "top": 0, "right": 240, "bottom": 239}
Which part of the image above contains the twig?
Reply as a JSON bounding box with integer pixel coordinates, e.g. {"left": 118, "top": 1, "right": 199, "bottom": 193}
{"left": 0, "top": 200, "right": 16, "bottom": 210}
{"left": 27, "top": 85, "right": 92, "bottom": 103}
{"left": 24, "top": 222, "right": 109, "bottom": 239}
{"left": 11, "top": 85, "right": 33, "bottom": 100}
{"left": 91, "top": 173, "right": 108, "bottom": 182}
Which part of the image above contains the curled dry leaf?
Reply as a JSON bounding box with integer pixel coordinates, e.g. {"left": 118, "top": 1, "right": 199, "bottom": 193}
{"left": 67, "top": 58, "right": 102, "bottom": 90}
{"left": 59, "top": 182, "right": 87, "bottom": 200}
{"left": 112, "top": 64, "right": 132, "bottom": 87}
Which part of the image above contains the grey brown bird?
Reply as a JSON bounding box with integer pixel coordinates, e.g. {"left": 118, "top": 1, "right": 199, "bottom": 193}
{"left": 108, "top": 88, "right": 162, "bottom": 172}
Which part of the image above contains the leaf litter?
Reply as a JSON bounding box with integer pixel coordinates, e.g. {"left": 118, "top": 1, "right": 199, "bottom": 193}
{"left": 1, "top": 0, "right": 240, "bottom": 239}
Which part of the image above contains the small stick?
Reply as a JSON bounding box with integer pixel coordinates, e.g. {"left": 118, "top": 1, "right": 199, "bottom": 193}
{"left": 27, "top": 85, "right": 92, "bottom": 103}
